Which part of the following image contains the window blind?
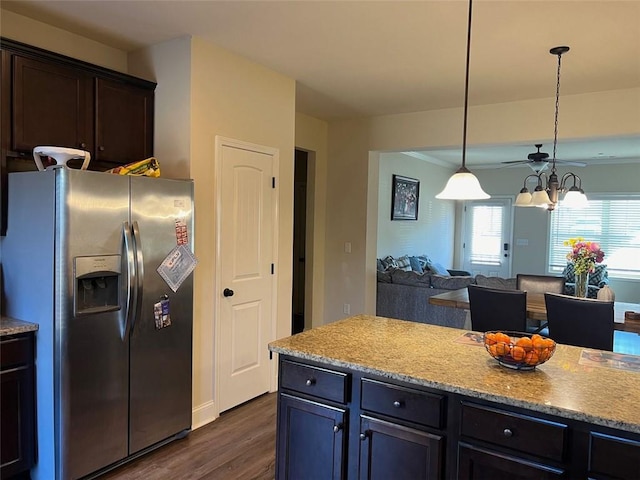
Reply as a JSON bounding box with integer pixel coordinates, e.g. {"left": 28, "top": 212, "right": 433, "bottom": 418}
{"left": 548, "top": 195, "right": 640, "bottom": 277}
{"left": 469, "top": 205, "right": 503, "bottom": 265}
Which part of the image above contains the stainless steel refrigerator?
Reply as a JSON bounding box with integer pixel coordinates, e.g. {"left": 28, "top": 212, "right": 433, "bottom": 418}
{"left": 2, "top": 168, "right": 194, "bottom": 480}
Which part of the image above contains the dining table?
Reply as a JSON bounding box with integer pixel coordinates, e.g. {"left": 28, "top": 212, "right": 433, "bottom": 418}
{"left": 428, "top": 288, "right": 640, "bottom": 334}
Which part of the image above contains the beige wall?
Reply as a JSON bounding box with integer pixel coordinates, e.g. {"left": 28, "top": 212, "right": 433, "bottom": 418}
{"left": 131, "top": 36, "right": 296, "bottom": 427}
{"left": 294, "top": 112, "right": 329, "bottom": 329}
{"left": 1, "top": 8, "right": 128, "bottom": 72}
{"left": 377, "top": 153, "right": 456, "bottom": 265}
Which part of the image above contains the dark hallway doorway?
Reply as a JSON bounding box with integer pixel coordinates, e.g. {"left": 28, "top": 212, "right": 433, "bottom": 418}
{"left": 292, "top": 149, "right": 307, "bottom": 334}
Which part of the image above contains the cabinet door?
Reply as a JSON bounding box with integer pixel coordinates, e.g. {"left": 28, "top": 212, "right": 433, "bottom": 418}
{"left": 358, "top": 415, "right": 443, "bottom": 480}
{"left": 95, "top": 78, "right": 153, "bottom": 167}
{"left": 276, "top": 393, "right": 347, "bottom": 480}
{"left": 12, "top": 55, "right": 92, "bottom": 153}
{"left": 457, "top": 443, "right": 564, "bottom": 480}
{"left": 1, "top": 338, "right": 35, "bottom": 480}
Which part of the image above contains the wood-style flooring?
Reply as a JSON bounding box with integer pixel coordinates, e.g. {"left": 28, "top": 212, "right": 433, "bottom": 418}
{"left": 100, "top": 393, "right": 277, "bottom": 480}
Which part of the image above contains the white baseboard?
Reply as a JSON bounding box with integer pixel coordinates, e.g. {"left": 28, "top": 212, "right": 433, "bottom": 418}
{"left": 191, "top": 400, "right": 218, "bottom": 430}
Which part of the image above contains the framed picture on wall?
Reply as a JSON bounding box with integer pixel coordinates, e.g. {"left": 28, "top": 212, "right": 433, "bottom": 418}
{"left": 391, "top": 174, "right": 419, "bottom": 220}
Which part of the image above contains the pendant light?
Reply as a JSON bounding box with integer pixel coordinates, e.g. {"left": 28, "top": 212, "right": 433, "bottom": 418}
{"left": 436, "top": 0, "right": 489, "bottom": 200}
{"left": 514, "top": 46, "right": 588, "bottom": 211}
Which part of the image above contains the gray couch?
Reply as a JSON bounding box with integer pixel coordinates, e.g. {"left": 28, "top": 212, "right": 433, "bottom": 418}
{"left": 376, "top": 270, "right": 517, "bottom": 329}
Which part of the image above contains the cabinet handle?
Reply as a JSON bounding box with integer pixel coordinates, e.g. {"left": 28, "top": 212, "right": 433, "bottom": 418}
{"left": 305, "top": 379, "right": 315, "bottom": 387}
{"left": 393, "top": 400, "right": 402, "bottom": 408}
{"left": 333, "top": 424, "right": 342, "bottom": 433}
{"left": 80, "top": 142, "right": 87, "bottom": 149}
{"left": 98, "top": 145, "right": 105, "bottom": 152}
{"left": 359, "top": 432, "right": 367, "bottom": 441}
{"left": 503, "top": 428, "right": 513, "bottom": 438}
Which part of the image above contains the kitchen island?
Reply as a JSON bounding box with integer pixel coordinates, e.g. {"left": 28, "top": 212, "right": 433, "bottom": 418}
{"left": 269, "top": 315, "right": 640, "bottom": 479}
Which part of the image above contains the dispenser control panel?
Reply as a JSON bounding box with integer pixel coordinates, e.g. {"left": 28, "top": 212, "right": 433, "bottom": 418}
{"left": 74, "top": 255, "right": 121, "bottom": 316}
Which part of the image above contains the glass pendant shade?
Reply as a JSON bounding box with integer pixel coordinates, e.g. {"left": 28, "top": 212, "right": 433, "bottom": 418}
{"left": 531, "top": 188, "right": 551, "bottom": 206}
{"left": 563, "top": 188, "right": 588, "bottom": 208}
{"left": 436, "top": 169, "right": 490, "bottom": 200}
{"left": 515, "top": 190, "right": 533, "bottom": 207}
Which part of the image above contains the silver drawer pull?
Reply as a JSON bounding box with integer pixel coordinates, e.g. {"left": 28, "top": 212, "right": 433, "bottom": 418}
{"left": 333, "top": 424, "right": 342, "bottom": 433}
{"left": 393, "top": 400, "right": 402, "bottom": 408}
{"left": 305, "top": 378, "right": 315, "bottom": 386}
{"left": 359, "top": 432, "right": 367, "bottom": 441}
{"left": 503, "top": 428, "right": 513, "bottom": 438}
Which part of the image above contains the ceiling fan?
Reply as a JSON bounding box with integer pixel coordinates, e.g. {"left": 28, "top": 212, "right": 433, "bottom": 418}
{"left": 501, "top": 144, "right": 586, "bottom": 173}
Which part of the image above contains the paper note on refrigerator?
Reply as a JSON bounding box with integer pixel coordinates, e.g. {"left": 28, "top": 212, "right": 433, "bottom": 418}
{"left": 157, "top": 245, "right": 197, "bottom": 292}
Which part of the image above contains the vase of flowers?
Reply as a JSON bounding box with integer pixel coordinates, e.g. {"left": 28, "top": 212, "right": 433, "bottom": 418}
{"left": 564, "top": 238, "right": 605, "bottom": 298}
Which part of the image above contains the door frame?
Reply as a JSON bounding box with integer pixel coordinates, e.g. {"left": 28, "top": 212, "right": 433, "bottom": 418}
{"left": 212, "top": 135, "right": 279, "bottom": 418}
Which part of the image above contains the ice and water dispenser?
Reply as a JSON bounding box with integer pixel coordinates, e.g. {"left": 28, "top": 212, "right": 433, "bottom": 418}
{"left": 74, "top": 255, "right": 121, "bottom": 315}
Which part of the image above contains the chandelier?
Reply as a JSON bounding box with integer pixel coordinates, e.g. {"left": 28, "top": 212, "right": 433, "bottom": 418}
{"left": 514, "top": 46, "right": 588, "bottom": 211}
{"left": 435, "top": 0, "right": 490, "bottom": 200}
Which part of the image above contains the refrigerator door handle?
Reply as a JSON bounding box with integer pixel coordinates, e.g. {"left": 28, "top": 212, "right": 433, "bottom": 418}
{"left": 131, "top": 220, "right": 145, "bottom": 333}
{"left": 123, "top": 222, "right": 138, "bottom": 340}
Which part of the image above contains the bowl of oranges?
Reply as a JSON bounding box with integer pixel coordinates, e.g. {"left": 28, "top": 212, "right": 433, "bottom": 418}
{"left": 483, "top": 331, "right": 556, "bottom": 370}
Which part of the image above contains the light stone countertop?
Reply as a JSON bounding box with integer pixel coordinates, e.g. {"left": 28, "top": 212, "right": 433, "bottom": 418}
{"left": 1, "top": 316, "right": 39, "bottom": 336}
{"left": 269, "top": 314, "right": 640, "bottom": 434}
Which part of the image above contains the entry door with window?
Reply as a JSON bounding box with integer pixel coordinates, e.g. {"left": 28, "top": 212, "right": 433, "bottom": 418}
{"left": 462, "top": 199, "right": 512, "bottom": 278}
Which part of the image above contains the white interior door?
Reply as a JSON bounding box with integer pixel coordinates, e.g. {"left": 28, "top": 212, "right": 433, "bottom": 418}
{"left": 216, "top": 137, "right": 277, "bottom": 413}
{"left": 462, "top": 198, "right": 513, "bottom": 278}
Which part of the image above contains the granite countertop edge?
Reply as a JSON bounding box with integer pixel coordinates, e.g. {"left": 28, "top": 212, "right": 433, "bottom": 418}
{"left": 1, "top": 317, "right": 39, "bottom": 336}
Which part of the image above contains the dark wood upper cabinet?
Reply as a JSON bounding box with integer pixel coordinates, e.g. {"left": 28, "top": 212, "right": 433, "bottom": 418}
{"left": 12, "top": 55, "right": 93, "bottom": 153}
{"left": 95, "top": 78, "right": 153, "bottom": 166}
{"left": 0, "top": 37, "right": 156, "bottom": 234}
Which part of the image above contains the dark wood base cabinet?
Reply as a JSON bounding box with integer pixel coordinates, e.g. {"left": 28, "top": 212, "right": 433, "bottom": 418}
{"left": 0, "top": 333, "right": 35, "bottom": 479}
{"left": 275, "top": 355, "right": 640, "bottom": 480}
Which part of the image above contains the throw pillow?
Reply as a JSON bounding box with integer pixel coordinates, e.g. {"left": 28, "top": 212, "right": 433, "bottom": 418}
{"left": 417, "top": 255, "right": 430, "bottom": 272}
{"left": 396, "top": 255, "right": 412, "bottom": 271}
{"left": 562, "top": 262, "right": 575, "bottom": 283}
{"left": 381, "top": 255, "right": 398, "bottom": 271}
{"left": 589, "top": 264, "right": 608, "bottom": 286}
{"left": 427, "top": 261, "right": 450, "bottom": 276}
{"left": 376, "top": 258, "right": 384, "bottom": 272}
{"left": 408, "top": 256, "right": 423, "bottom": 273}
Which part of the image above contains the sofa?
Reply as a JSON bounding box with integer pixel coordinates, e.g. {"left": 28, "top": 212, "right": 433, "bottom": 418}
{"left": 376, "top": 268, "right": 519, "bottom": 329}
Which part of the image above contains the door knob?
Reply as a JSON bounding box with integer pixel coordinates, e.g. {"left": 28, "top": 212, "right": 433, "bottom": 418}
{"left": 223, "top": 288, "right": 234, "bottom": 297}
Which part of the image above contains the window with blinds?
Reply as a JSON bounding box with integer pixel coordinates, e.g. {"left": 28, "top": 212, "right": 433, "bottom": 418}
{"left": 548, "top": 195, "right": 640, "bottom": 278}
{"left": 469, "top": 205, "right": 503, "bottom": 265}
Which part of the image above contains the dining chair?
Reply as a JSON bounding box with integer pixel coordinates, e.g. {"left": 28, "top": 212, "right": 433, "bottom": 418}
{"left": 516, "top": 274, "right": 565, "bottom": 294}
{"left": 544, "top": 293, "right": 614, "bottom": 351}
{"left": 467, "top": 285, "right": 527, "bottom": 332}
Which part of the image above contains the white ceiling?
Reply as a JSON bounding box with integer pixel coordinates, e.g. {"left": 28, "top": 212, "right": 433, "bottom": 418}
{"left": 3, "top": 0, "right": 639, "bottom": 168}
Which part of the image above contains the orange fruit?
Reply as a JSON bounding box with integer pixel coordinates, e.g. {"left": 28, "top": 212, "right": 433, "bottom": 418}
{"left": 495, "top": 342, "right": 511, "bottom": 356}
{"left": 544, "top": 338, "right": 555, "bottom": 348}
{"left": 511, "top": 345, "right": 526, "bottom": 362}
{"left": 516, "top": 337, "right": 533, "bottom": 352}
{"left": 538, "top": 347, "right": 550, "bottom": 362}
{"left": 524, "top": 350, "right": 540, "bottom": 366}
{"left": 495, "top": 332, "right": 511, "bottom": 344}
{"left": 532, "top": 335, "right": 546, "bottom": 349}
{"left": 485, "top": 332, "right": 497, "bottom": 345}
{"left": 488, "top": 344, "right": 498, "bottom": 357}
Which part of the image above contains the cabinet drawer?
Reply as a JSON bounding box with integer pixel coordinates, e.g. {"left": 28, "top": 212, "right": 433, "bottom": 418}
{"left": 589, "top": 432, "right": 640, "bottom": 479}
{"left": 361, "top": 378, "right": 445, "bottom": 429}
{"left": 280, "top": 360, "right": 349, "bottom": 404}
{"left": 460, "top": 402, "right": 567, "bottom": 462}
{"left": 0, "top": 336, "right": 32, "bottom": 370}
